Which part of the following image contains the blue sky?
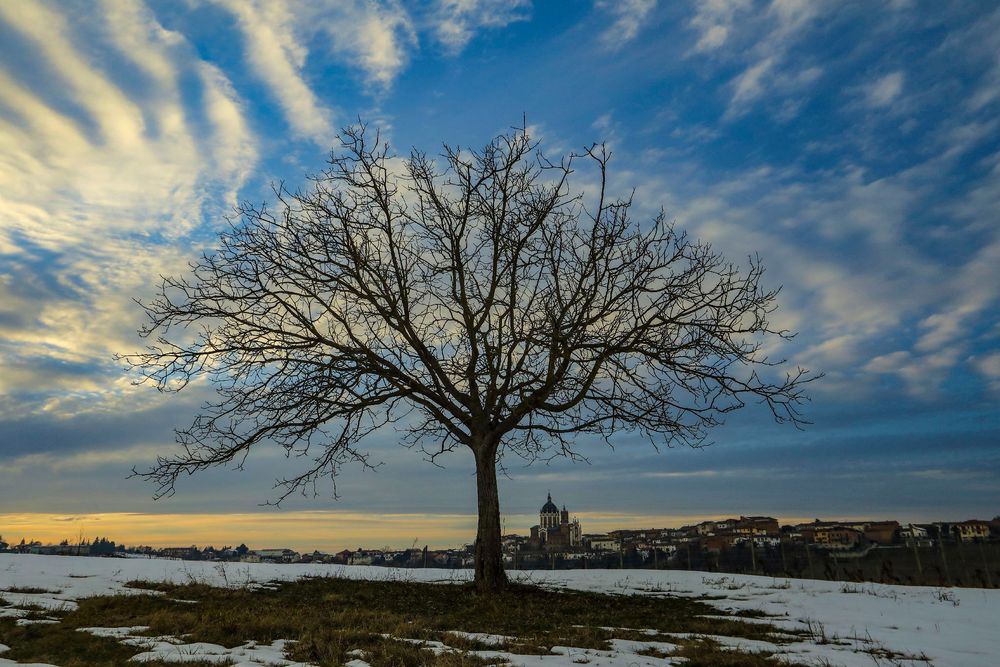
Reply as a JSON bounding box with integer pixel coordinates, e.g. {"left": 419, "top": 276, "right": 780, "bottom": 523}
{"left": 0, "top": 0, "right": 998, "bottom": 549}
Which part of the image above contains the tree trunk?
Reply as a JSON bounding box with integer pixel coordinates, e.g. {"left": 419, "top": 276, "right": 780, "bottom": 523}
{"left": 472, "top": 440, "right": 507, "bottom": 593}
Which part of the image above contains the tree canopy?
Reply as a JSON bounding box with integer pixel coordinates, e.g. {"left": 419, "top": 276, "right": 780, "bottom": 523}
{"left": 125, "top": 123, "right": 814, "bottom": 590}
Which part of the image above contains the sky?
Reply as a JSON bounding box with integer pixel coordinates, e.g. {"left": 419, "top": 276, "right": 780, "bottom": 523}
{"left": 0, "top": 0, "right": 998, "bottom": 552}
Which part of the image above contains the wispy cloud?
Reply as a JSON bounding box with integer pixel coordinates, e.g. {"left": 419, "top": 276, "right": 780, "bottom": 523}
{"left": 211, "top": 0, "right": 422, "bottom": 140}
{"left": 597, "top": 0, "right": 657, "bottom": 50}
{"left": 864, "top": 350, "right": 959, "bottom": 398}
{"left": 687, "top": 0, "right": 751, "bottom": 54}
{"left": 952, "top": 6, "right": 1000, "bottom": 111}
{"left": 211, "top": 0, "right": 334, "bottom": 144}
{"left": 0, "top": 0, "right": 533, "bottom": 420}
{"left": 641, "top": 469, "right": 726, "bottom": 478}
{"left": 862, "top": 71, "right": 905, "bottom": 108}
{"left": 729, "top": 57, "right": 775, "bottom": 107}
{"left": 0, "top": 444, "right": 168, "bottom": 476}
{"left": 432, "top": 0, "right": 530, "bottom": 53}
{"left": 198, "top": 62, "right": 258, "bottom": 202}
{"left": 683, "top": 0, "right": 830, "bottom": 119}
{"left": 0, "top": 0, "right": 256, "bottom": 416}
{"left": 973, "top": 352, "right": 1000, "bottom": 393}
{"left": 320, "top": 1, "right": 416, "bottom": 88}
{"left": 616, "top": 113, "right": 1000, "bottom": 398}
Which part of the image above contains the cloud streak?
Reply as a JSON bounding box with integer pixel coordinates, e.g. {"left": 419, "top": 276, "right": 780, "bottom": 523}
{"left": 597, "top": 0, "right": 656, "bottom": 49}
{"left": 0, "top": 0, "right": 258, "bottom": 418}
{"left": 432, "top": 0, "right": 530, "bottom": 53}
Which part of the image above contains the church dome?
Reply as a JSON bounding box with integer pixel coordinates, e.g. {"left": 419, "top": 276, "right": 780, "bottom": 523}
{"left": 541, "top": 493, "right": 558, "bottom": 514}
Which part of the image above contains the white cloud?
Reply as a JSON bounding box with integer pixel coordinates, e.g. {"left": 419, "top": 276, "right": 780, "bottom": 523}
{"left": 730, "top": 57, "right": 775, "bottom": 106}
{"left": 767, "top": 0, "right": 824, "bottom": 41}
{"left": 687, "top": 0, "right": 751, "bottom": 53}
{"left": 211, "top": 0, "right": 335, "bottom": 144}
{"left": 0, "top": 1, "right": 146, "bottom": 151}
{"left": 0, "top": 444, "right": 169, "bottom": 476}
{"left": 915, "top": 237, "right": 1000, "bottom": 354}
{"left": 212, "top": 0, "right": 420, "bottom": 138}
{"left": 863, "top": 349, "right": 961, "bottom": 398}
{"left": 592, "top": 112, "right": 613, "bottom": 131}
{"left": 863, "top": 71, "right": 904, "bottom": 108}
{"left": 686, "top": 0, "right": 830, "bottom": 118}
{"left": 955, "top": 6, "right": 1000, "bottom": 111}
{"left": 597, "top": 0, "right": 657, "bottom": 50}
{"left": 973, "top": 351, "right": 1000, "bottom": 392}
{"left": 602, "top": 111, "right": 1000, "bottom": 398}
{"left": 910, "top": 146, "right": 1000, "bottom": 360}
{"left": 199, "top": 62, "right": 258, "bottom": 201}
{"left": 349, "top": 7, "right": 415, "bottom": 85}
{"left": 100, "top": 0, "right": 185, "bottom": 90}
{"left": 432, "top": 0, "right": 530, "bottom": 53}
{"left": 0, "top": 1, "right": 257, "bottom": 415}
{"left": 0, "top": 1, "right": 258, "bottom": 244}
{"left": 641, "top": 469, "right": 726, "bottom": 478}
{"left": 316, "top": 1, "right": 416, "bottom": 88}
{"left": 697, "top": 24, "right": 729, "bottom": 51}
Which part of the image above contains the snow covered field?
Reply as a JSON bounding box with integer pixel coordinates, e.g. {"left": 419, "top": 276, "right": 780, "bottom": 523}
{"left": 1, "top": 554, "right": 997, "bottom": 666}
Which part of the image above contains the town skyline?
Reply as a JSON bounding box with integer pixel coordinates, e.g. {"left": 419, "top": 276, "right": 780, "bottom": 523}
{"left": 4, "top": 505, "right": 997, "bottom": 554}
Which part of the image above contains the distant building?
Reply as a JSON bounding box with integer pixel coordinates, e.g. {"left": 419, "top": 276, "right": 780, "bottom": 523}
{"left": 529, "top": 493, "right": 582, "bottom": 550}
{"left": 696, "top": 521, "right": 716, "bottom": 536}
{"left": 954, "top": 520, "right": 990, "bottom": 542}
{"left": 863, "top": 521, "right": 900, "bottom": 546}
{"left": 587, "top": 535, "right": 618, "bottom": 551}
{"left": 28, "top": 544, "right": 89, "bottom": 556}
{"left": 253, "top": 548, "right": 300, "bottom": 563}
{"left": 160, "top": 546, "right": 201, "bottom": 560}
{"left": 809, "top": 526, "right": 862, "bottom": 550}
{"left": 736, "top": 516, "right": 780, "bottom": 537}
{"left": 900, "top": 523, "right": 932, "bottom": 546}
{"left": 702, "top": 534, "right": 738, "bottom": 553}
{"left": 345, "top": 548, "right": 385, "bottom": 565}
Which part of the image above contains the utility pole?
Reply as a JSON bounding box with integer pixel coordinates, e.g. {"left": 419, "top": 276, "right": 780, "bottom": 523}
{"left": 978, "top": 540, "right": 993, "bottom": 588}
{"left": 937, "top": 531, "right": 951, "bottom": 586}
{"left": 910, "top": 537, "right": 923, "bottom": 580}
{"left": 955, "top": 529, "right": 969, "bottom": 584}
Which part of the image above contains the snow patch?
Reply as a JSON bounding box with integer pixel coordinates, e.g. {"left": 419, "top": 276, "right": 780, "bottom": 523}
{"left": 0, "top": 555, "right": 998, "bottom": 666}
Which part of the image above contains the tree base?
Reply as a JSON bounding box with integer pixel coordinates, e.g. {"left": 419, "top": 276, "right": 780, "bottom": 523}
{"left": 474, "top": 566, "right": 509, "bottom": 593}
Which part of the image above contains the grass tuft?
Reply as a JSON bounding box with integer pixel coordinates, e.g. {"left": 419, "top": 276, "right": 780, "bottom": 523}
{"left": 1, "top": 586, "right": 61, "bottom": 595}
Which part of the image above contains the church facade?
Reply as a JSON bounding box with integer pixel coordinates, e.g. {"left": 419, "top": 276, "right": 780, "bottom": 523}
{"left": 529, "top": 493, "right": 582, "bottom": 550}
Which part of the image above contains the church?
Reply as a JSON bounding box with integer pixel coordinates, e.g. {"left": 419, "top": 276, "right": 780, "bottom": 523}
{"left": 529, "top": 493, "right": 582, "bottom": 549}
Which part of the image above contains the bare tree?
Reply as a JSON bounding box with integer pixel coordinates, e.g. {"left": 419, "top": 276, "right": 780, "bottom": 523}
{"left": 124, "top": 123, "right": 815, "bottom": 592}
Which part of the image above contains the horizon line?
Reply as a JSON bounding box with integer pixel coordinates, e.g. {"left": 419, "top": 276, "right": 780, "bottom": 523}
{"left": 4, "top": 510, "right": 996, "bottom": 552}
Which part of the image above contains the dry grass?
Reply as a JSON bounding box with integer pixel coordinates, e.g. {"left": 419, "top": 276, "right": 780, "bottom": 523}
{"left": 0, "top": 575, "right": 807, "bottom": 666}
{"left": 0, "top": 619, "right": 228, "bottom": 667}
